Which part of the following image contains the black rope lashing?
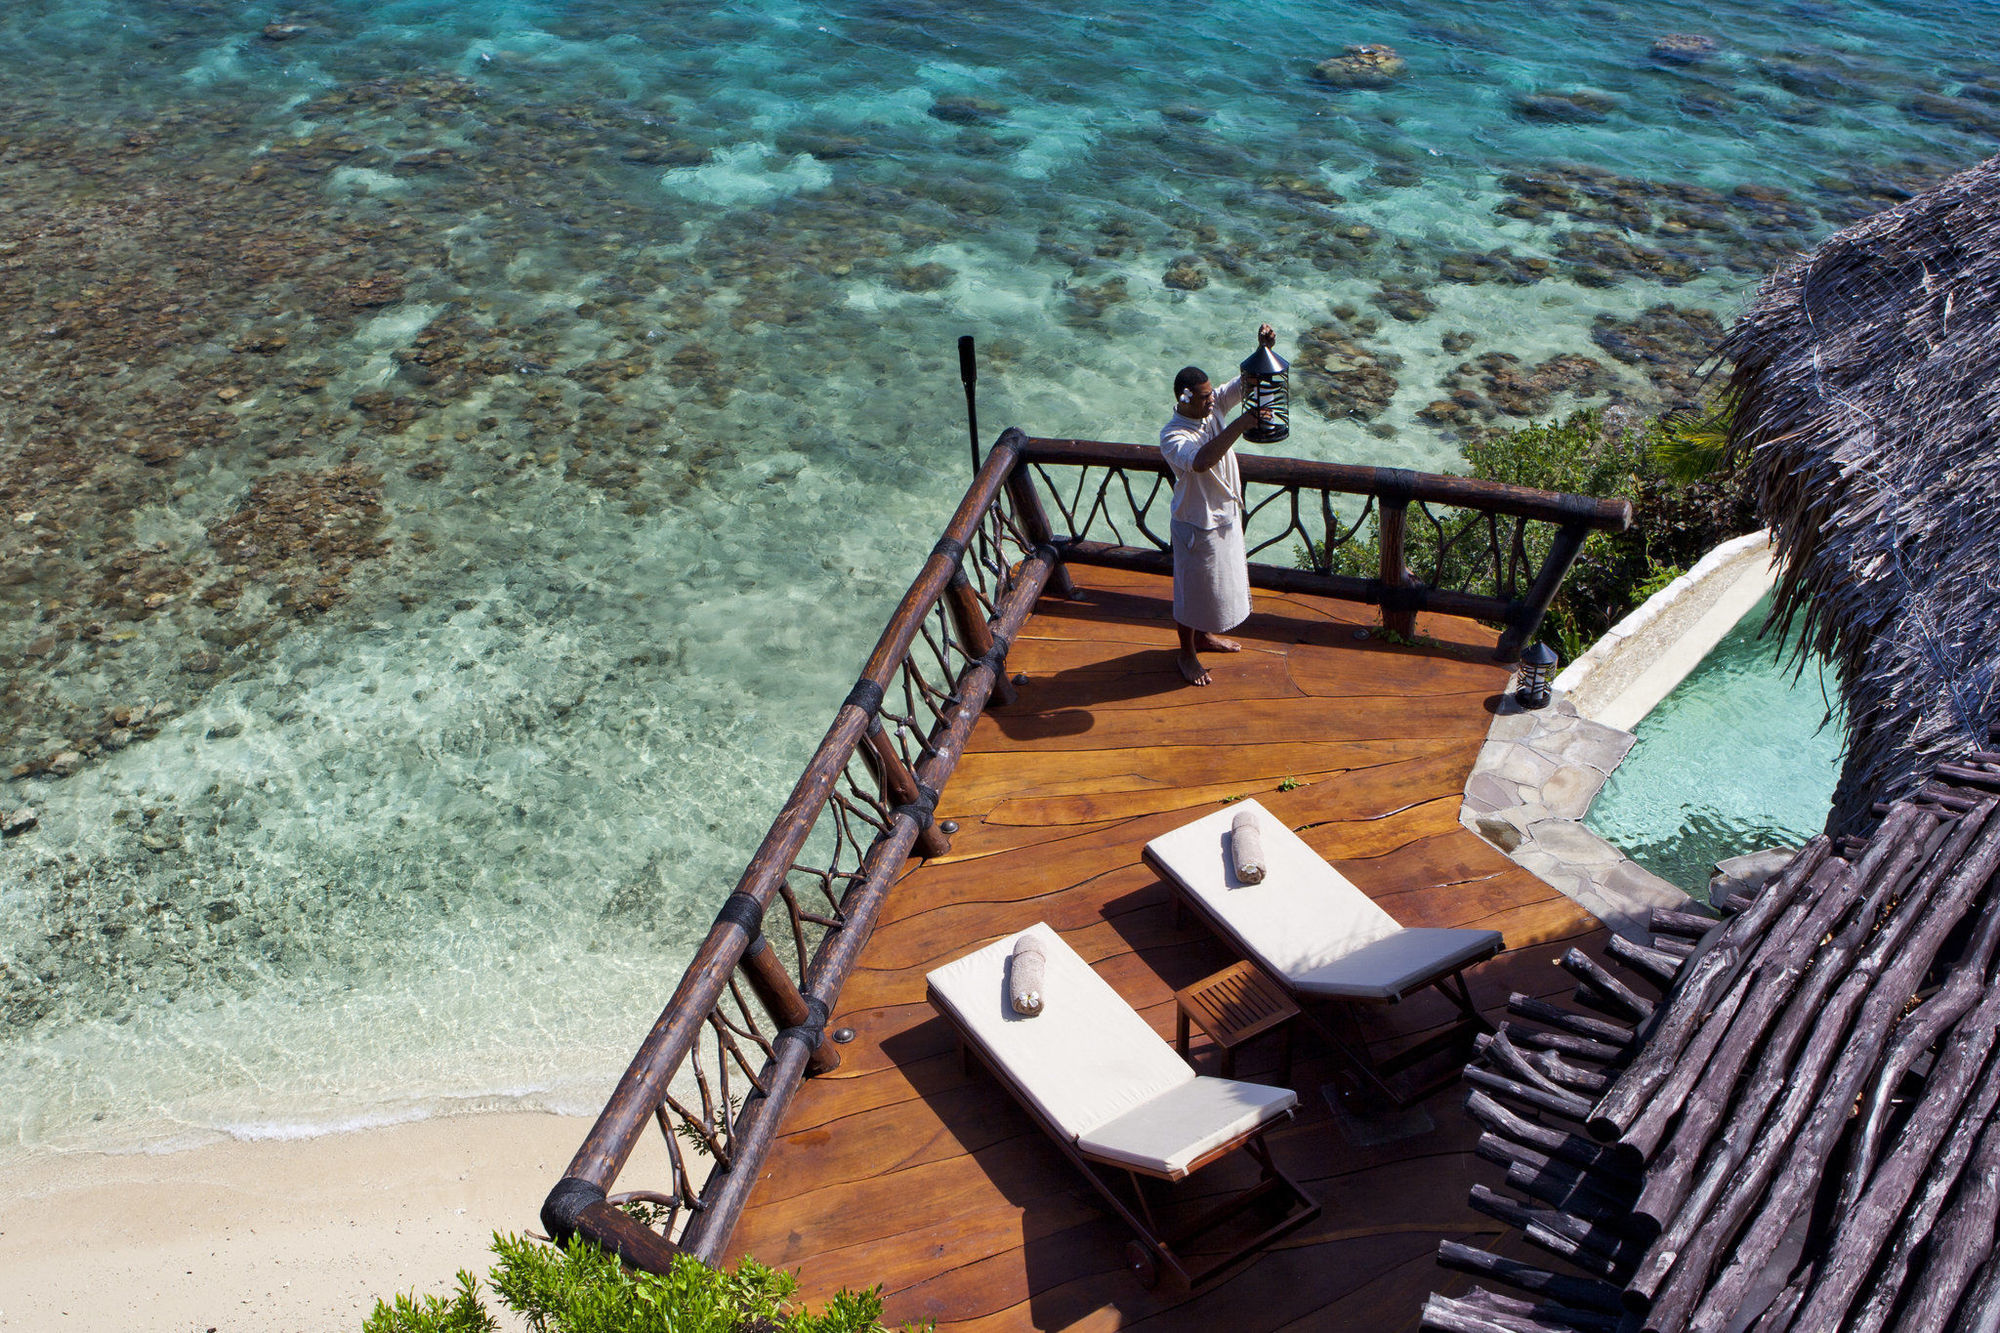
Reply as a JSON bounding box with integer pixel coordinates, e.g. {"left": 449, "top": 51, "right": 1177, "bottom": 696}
{"left": 776, "top": 995, "right": 830, "bottom": 1055}
{"left": 843, "top": 678, "right": 884, "bottom": 717}
{"left": 714, "top": 891, "right": 765, "bottom": 938}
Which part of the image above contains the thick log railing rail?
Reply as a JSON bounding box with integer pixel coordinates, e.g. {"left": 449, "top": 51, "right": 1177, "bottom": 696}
{"left": 542, "top": 426, "right": 1632, "bottom": 1274}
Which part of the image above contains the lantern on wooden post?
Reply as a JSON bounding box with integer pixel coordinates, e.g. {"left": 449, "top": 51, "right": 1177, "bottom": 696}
{"left": 1238, "top": 343, "right": 1290, "bottom": 443}
{"left": 1515, "top": 641, "right": 1558, "bottom": 710}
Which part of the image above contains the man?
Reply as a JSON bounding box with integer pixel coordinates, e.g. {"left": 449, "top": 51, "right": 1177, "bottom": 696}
{"left": 1159, "top": 322, "right": 1277, "bottom": 686}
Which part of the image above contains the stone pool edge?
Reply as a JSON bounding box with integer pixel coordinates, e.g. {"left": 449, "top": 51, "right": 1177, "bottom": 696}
{"left": 1459, "top": 530, "right": 1778, "bottom": 939}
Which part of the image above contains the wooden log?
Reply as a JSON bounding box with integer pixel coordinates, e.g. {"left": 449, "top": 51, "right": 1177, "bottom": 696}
{"left": 1650, "top": 908, "right": 1720, "bottom": 940}
{"left": 1420, "top": 1295, "right": 1546, "bottom": 1333}
{"left": 1839, "top": 873, "right": 2000, "bottom": 1217}
{"left": 1436, "top": 1240, "right": 1626, "bottom": 1313}
{"left": 1479, "top": 1027, "right": 1582, "bottom": 1103}
{"left": 1532, "top": 1049, "right": 1612, "bottom": 1095}
{"left": 1617, "top": 964, "right": 1755, "bottom": 1163}
{"left": 1885, "top": 1114, "right": 2000, "bottom": 1333}
{"left": 1496, "top": 522, "right": 1589, "bottom": 662}
{"left": 1507, "top": 994, "right": 1634, "bottom": 1048}
{"left": 737, "top": 933, "right": 841, "bottom": 1076}
{"left": 1628, "top": 828, "right": 1937, "bottom": 1305}
{"left": 1509, "top": 1025, "right": 1628, "bottom": 1064}
{"left": 1608, "top": 933, "right": 1682, "bottom": 986}
{"left": 1615, "top": 850, "right": 1867, "bottom": 1159}
{"left": 1469, "top": 1184, "right": 1636, "bottom": 1267}
{"left": 1587, "top": 836, "right": 1837, "bottom": 1143}
{"left": 1849, "top": 1046, "right": 2000, "bottom": 1333}
{"left": 944, "top": 568, "right": 1015, "bottom": 707}
{"left": 1561, "top": 947, "right": 1655, "bottom": 1021}
{"left": 1456, "top": 1287, "right": 1625, "bottom": 1333}
{"left": 1378, "top": 496, "right": 1416, "bottom": 640}
{"left": 1650, "top": 935, "right": 1697, "bottom": 960}
{"left": 1935, "top": 762, "right": 2000, "bottom": 790}
{"left": 860, "top": 720, "right": 950, "bottom": 858}
{"left": 1948, "top": 1249, "right": 2000, "bottom": 1333}
{"left": 1503, "top": 1159, "right": 1636, "bottom": 1227}
{"left": 1655, "top": 802, "right": 2000, "bottom": 1332}
{"left": 1464, "top": 1065, "right": 1593, "bottom": 1122}
{"left": 1466, "top": 1091, "right": 1639, "bottom": 1181}
{"left": 1001, "top": 430, "right": 1078, "bottom": 599}
{"left": 1785, "top": 977, "right": 2000, "bottom": 1332}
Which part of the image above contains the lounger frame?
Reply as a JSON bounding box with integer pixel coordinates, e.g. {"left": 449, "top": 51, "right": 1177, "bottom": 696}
{"left": 927, "top": 981, "right": 1321, "bottom": 1291}
{"left": 1146, "top": 846, "right": 1499, "bottom": 1109}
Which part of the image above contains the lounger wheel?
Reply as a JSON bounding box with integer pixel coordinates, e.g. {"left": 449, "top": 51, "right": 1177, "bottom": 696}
{"left": 1124, "top": 1239, "right": 1159, "bottom": 1289}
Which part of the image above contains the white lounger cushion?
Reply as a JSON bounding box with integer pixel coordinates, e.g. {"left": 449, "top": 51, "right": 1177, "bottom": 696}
{"left": 1145, "top": 799, "right": 1502, "bottom": 1001}
{"left": 1078, "top": 1076, "right": 1297, "bottom": 1177}
{"left": 927, "top": 922, "right": 1297, "bottom": 1175}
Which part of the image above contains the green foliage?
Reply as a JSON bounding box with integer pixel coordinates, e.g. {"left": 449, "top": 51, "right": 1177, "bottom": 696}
{"left": 363, "top": 1271, "right": 498, "bottom": 1333}
{"left": 1298, "top": 399, "right": 1758, "bottom": 663}
{"left": 363, "top": 1234, "right": 906, "bottom": 1333}
{"left": 1648, "top": 399, "right": 1735, "bottom": 485}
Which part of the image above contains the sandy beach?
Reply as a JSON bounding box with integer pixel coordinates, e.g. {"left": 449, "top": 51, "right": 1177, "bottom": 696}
{"left": 0, "top": 1113, "right": 601, "bottom": 1333}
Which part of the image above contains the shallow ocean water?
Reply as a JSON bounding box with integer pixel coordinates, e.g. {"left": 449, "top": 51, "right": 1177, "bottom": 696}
{"left": 0, "top": 0, "right": 1990, "bottom": 1154}
{"left": 1586, "top": 594, "right": 1846, "bottom": 895}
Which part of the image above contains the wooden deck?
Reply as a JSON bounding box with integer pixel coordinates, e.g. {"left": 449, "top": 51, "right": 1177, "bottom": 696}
{"left": 727, "top": 565, "right": 1603, "bottom": 1331}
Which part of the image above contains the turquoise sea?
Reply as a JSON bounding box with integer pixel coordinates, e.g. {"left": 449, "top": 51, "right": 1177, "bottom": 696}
{"left": 0, "top": 0, "right": 1992, "bottom": 1155}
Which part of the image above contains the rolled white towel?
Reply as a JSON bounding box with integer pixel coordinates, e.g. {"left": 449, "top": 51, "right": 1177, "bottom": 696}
{"left": 1009, "top": 936, "right": 1046, "bottom": 1016}
{"left": 1231, "top": 808, "right": 1266, "bottom": 884}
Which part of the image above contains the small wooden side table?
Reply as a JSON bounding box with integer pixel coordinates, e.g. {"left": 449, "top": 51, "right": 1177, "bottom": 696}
{"left": 1174, "top": 960, "right": 1300, "bottom": 1082}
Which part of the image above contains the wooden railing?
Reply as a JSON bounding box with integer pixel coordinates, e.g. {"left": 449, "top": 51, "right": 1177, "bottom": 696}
{"left": 541, "top": 427, "right": 1631, "bottom": 1271}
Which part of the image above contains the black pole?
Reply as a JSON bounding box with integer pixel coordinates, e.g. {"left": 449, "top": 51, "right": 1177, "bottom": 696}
{"left": 959, "top": 335, "right": 980, "bottom": 476}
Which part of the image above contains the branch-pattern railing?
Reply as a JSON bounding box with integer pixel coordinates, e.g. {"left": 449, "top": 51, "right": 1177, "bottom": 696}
{"left": 541, "top": 428, "right": 1630, "bottom": 1273}
{"left": 1021, "top": 437, "right": 1631, "bottom": 660}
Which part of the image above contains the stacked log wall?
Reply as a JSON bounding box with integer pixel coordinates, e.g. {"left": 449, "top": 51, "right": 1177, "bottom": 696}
{"left": 1423, "top": 737, "right": 2000, "bottom": 1333}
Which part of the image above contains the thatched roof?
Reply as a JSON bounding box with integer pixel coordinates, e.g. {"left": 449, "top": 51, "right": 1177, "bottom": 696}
{"left": 1722, "top": 152, "right": 2000, "bottom": 835}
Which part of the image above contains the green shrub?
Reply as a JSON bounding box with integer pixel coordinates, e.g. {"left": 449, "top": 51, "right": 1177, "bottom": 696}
{"left": 364, "top": 1233, "right": 906, "bottom": 1333}
{"left": 1298, "top": 401, "right": 1756, "bottom": 660}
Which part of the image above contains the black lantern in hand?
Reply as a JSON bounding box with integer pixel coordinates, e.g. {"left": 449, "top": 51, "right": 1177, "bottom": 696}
{"left": 1238, "top": 343, "right": 1290, "bottom": 444}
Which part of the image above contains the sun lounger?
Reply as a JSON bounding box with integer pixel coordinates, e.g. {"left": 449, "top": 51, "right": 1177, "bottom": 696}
{"left": 926, "top": 922, "right": 1320, "bottom": 1290}
{"left": 1144, "top": 799, "right": 1501, "bottom": 1107}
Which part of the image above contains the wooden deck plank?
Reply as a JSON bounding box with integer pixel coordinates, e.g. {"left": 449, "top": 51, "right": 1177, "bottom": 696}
{"left": 723, "top": 566, "right": 1608, "bottom": 1331}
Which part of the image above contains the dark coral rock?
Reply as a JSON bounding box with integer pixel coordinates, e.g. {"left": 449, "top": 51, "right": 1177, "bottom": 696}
{"left": 1514, "top": 90, "right": 1618, "bottom": 123}
{"left": 1162, "top": 258, "right": 1208, "bottom": 291}
{"left": 889, "top": 262, "right": 955, "bottom": 292}
{"left": 1369, "top": 283, "right": 1436, "bottom": 322}
{"left": 1650, "top": 33, "right": 1718, "bottom": 64}
{"left": 1311, "top": 44, "right": 1407, "bottom": 90}
{"left": 928, "top": 95, "right": 1009, "bottom": 125}
{"left": 1293, "top": 324, "right": 1402, "bottom": 422}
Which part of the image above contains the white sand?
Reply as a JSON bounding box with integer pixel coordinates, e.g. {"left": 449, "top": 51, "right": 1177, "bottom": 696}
{"left": 0, "top": 1113, "right": 600, "bottom": 1333}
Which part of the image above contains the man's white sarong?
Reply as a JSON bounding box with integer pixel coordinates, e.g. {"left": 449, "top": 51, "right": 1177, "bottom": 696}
{"left": 1170, "top": 516, "right": 1251, "bottom": 634}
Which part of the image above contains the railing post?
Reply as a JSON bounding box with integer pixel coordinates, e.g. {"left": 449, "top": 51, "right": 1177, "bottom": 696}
{"left": 738, "top": 931, "right": 840, "bottom": 1075}
{"left": 946, "top": 569, "right": 1016, "bottom": 707}
{"left": 1376, "top": 469, "right": 1419, "bottom": 640}
{"left": 861, "top": 717, "right": 952, "bottom": 857}
{"left": 1496, "top": 521, "right": 1592, "bottom": 662}
{"left": 999, "top": 427, "right": 1078, "bottom": 600}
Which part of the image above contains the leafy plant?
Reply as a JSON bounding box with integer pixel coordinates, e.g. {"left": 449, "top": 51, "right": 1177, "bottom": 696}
{"left": 363, "top": 1234, "right": 911, "bottom": 1333}
{"left": 1293, "top": 398, "right": 1758, "bottom": 664}
{"left": 363, "top": 1272, "right": 497, "bottom": 1333}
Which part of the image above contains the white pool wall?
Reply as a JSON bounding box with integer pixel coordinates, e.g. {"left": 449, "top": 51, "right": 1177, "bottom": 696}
{"left": 1555, "top": 531, "right": 1778, "bottom": 732}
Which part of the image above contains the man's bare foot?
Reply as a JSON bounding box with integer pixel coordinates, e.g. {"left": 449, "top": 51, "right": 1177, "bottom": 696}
{"left": 1176, "top": 650, "right": 1212, "bottom": 687}
{"left": 1195, "top": 633, "right": 1242, "bottom": 654}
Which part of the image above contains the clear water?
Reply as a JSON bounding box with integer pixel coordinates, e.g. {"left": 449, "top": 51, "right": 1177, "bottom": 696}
{"left": 1587, "top": 593, "right": 1846, "bottom": 894}
{"left": 0, "top": 0, "right": 1984, "bottom": 1156}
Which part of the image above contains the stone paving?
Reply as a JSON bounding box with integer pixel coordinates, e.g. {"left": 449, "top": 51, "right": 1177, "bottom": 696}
{"left": 1461, "top": 688, "right": 1695, "bottom": 940}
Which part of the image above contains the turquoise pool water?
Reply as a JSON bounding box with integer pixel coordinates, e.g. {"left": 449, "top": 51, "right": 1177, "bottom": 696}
{"left": 1587, "top": 593, "right": 1846, "bottom": 895}
{"left": 0, "top": 1, "right": 1985, "bottom": 1154}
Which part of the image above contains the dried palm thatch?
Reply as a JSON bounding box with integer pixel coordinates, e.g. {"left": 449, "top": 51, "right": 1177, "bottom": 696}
{"left": 1722, "top": 152, "right": 2000, "bottom": 835}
